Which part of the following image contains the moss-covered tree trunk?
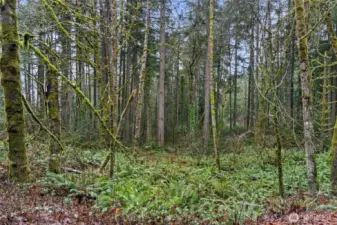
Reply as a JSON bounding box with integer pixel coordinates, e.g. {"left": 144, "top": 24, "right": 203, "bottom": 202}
{"left": 208, "top": 0, "right": 220, "bottom": 171}
{"left": 325, "top": 9, "right": 337, "bottom": 195}
{"left": 37, "top": 32, "right": 46, "bottom": 117}
{"left": 109, "top": 0, "right": 119, "bottom": 178}
{"left": 321, "top": 54, "right": 328, "bottom": 152}
{"left": 204, "top": 40, "right": 210, "bottom": 150}
{"left": 60, "top": 0, "right": 72, "bottom": 132}
{"left": 0, "top": 0, "right": 30, "bottom": 181}
{"left": 134, "top": 0, "right": 150, "bottom": 147}
{"left": 247, "top": 19, "right": 255, "bottom": 129}
{"left": 272, "top": 69, "right": 284, "bottom": 197}
{"left": 99, "top": 0, "right": 109, "bottom": 147}
{"left": 46, "top": 55, "right": 61, "bottom": 173}
{"left": 294, "top": 0, "right": 318, "bottom": 195}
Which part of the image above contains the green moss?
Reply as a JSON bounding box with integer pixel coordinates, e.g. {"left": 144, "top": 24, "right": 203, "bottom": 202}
{"left": 1, "top": 0, "right": 30, "bottom": 182}
{"left": 46, "top": 58, "right": 62, "bottom": 173}
{"left": 29, "top": 44, "right": 125, "bottom": 150}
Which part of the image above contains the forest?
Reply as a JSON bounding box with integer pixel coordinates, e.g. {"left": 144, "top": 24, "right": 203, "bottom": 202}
{"left": 1, "top": 0, "right": 337, "bottom": 224}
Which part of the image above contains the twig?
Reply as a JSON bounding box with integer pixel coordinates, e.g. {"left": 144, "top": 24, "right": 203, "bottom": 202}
{"left": 62, "top": 167, "right": 83, "bottom": 174}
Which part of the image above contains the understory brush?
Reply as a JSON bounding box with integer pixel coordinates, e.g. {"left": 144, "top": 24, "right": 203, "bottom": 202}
{"left": 1, "top": 144, "right": 332, "bottom": 224}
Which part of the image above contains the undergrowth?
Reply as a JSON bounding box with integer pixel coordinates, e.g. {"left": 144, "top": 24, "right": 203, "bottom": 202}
{"left": 0, "top": 144, "right": 332, "bottom": 224}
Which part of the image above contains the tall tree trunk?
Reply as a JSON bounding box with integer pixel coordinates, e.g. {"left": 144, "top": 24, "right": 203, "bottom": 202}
{"left": 294, "top": 0, "right": 318, "bottom": 195}
{"left": 134, "top": 0, "right": 150, "bottom": 146}
{"left": 321, "top": 54, "right": 328, "bottom": 152}
{"left": 157, "top": 0, "right": 166, "bottom": 145}
{"left": 204, "top": 37, "right": 210, "bottom": 149}
{"left": 92, "top": 0, "right": 100, "bottom": 132}
{"left": 37, "top": 32, "right": 46, "bottom": 117}
{"left": 208, "top": 0, "right": 220, "bottom": 171}
{"left": 174, "top": 34, "right": 181, "bottom": 145}
{"left": 46, "top": 55, "right": 61, "bottom": 173}
{"left": 229, "top": 42, "right": 232, "bottom": 131}
{"left": 75, "top": 0, "right": 84, "bottom": 131}
{"left": 248, "top": 20, "right": 255, "bottom": 129}
{"left": 60, "top": 0, "right": 72, "bottom": 131}
{"left": 288, "top": 0, "right": 295, "bottom": 120}
{"left": 325, "top": 9, "right": 337, "bottom": 195}
{"left": 102, "top": 0, "right": 119, "bottom": 177}
{"left": 0, "top": 0, "right": 30, "bottom": 181}
{"left": 26, "top": 62, "right": 32, "bottom": 103}
{"left": 146, "top": 90, "right": 152, "bottom": 142}
{"left": 233, "top": 38, "right": 238, "bottom": 128}
{"left": 254, "top": 0, "right": 260, "bottom": 129}
{"left": 99, "top": 0, "right": 109, "bottom": 146}
{"left": 273, "top": 92, "right": 284, "bottom": 197}
{"left": 109, "top": 0, "right": 119, "bottom": 177}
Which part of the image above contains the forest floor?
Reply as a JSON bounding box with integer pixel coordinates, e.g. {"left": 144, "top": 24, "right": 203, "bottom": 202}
{"left": 1, "top": 142, "right": 337, "bottom": 224}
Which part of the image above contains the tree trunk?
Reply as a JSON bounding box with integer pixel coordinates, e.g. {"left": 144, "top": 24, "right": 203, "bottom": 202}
{"left": 248, "top": 21, "right": 255, "bottom": 129}
{"left": 157, "top": 0, "right": 166, "bottom": 145}
{"left": 46, "top": 55, "right": 61, "bottom": 173}
{"left": 37, "top": 32, "right": 46, "bottom": 117}
{"left": 321, "top": 54, "right": 328, "bottom": 152}
{"left": 174, "top": 33, "right": 181, "bottom": 145}
{"left": 0, "top": 0, "right": 30, "bottom": 181}
{"left": 288, "top": 0, "right": 295, "bottom": 120}
{"left": 233, "top": 38, "right": 238, "bottom": 128}
{"left": 92, "top": 0, "right": 100, "bottom": 132}
{"left": 294, "top": 0, "right": 318, "bottom": 195}
{"left": 204, "top": 37, "right": 210, "bottom": 150}
{"left": 254, "top": 0, "right": 260, "bottom": 128}
{"left": 273, "top": 94, "right": 284, "bottom": 197}
{"left": 325, "top": 9, "right": 337, "bottom": 195}
{"left": 75, "top": 0, "right": 84, "bottom": 132}
{"left": 60, "top": 0, "right": 72, "bottom": 131}
{"left": 208, "top": 0, "right": 220, "bottom": 171}
{"left": 134, "top": 0, "right": 150, "bottom": 146}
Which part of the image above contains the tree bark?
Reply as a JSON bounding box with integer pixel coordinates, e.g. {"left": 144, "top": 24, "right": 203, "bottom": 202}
{"left": 233, "top": 38, "right": 238, "bottom": 128}
{"left": 0, "top": 0, "right": 30, "bottom": 181}
{"left": 46, "top": 55, "right": 61, "bottom": 173}
{"left": 321, "top": 55, "right": 328, "bottom": 152}
{"left": 37, "top": 32, "right": 46, "bottom": 117}
{"left": 294, "top": 0, "right": 318, "bottom": 195}
{"left": 248, "top": 20, "right": 255, "bottom": 129}
{"left": 157, "top": 0, "right": 166, "bottom": 145}
{"left": 325, "top": 9, "right": 337, "bottom": 195}
{"left": 208, "top": 0, "right": 220, "bottom": 171}
{"left": 134, "top": 0, "right": 150, "bottom": 146}
{"left": 204, "top": 36, "right": 210, "bottom": 150}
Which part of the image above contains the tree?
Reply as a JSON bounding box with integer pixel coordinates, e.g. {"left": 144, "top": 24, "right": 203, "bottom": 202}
{"left": 208, "top": 0, "right": 220, "bottom": 171}
{"left": 46, "top": 55, "right": 61, "bottom": 173}
{"left": 158, "top": 0, "right": 166, "bottom": 146}
{"left": 134, "top": 0, "right": 150, "bottom": 147}
{"left": 204, "top": 39, "right": 210, "bottom": 150}
{"left": 0, "top": 0, "right": 30, "bottom": 181}
{"left": 294, "top": 0, "right": 318, "bottom": 195}
{"left": 326, "top": 6, "right": 337, "bottom": 195}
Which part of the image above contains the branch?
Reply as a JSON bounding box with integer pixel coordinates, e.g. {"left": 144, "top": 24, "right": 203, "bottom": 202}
{"left": 21, "top": 93, "right": 65, "bottom": 152}
{"left": 100, "top": 89, "right": 137, "bottom": 172}
{"left": 29, "top": 43, "right": 126, "bottom": 150}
